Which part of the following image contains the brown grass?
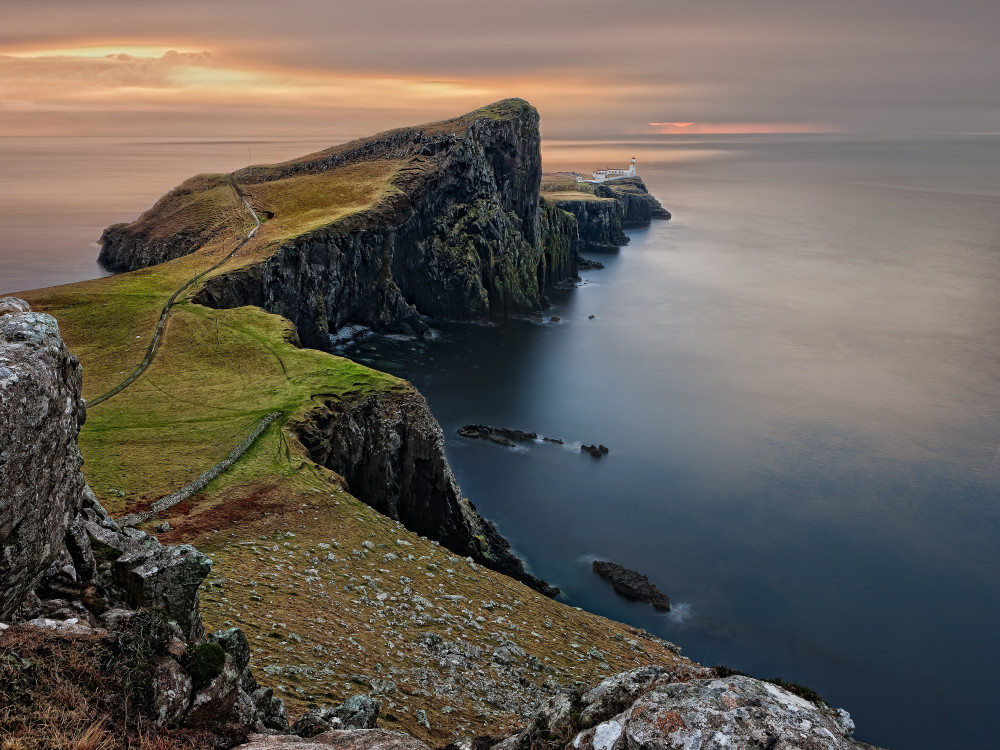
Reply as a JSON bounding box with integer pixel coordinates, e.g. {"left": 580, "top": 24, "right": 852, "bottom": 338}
{"left": 0, "top": 627, "right": 229, "bottom": 750}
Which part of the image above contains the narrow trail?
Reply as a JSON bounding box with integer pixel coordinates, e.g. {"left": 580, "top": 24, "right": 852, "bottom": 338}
{"left": 87, "top": 176, "right": 261, "bottom": 408}
{"left": 85, "top": 178, "right": 278, "bottom": 527}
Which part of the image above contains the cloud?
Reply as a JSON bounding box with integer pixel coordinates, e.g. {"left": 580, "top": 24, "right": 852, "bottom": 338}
{"left": 1, "top": 0, "right": 999, "bottom": 136}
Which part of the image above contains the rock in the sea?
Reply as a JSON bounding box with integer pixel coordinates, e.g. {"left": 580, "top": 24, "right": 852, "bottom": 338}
{"left": 0, "top": 298, "right": 87, "bottom": 620}
{"left": 592, "top": 561, "right": 670, "bottom": 612}
{"left": 457, "top": 424, "right": 539, "bottom": 447}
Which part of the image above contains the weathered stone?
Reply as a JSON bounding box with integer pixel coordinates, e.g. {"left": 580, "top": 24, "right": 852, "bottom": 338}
{"left": 292, "top": 694, "right": 381, "bottom": 737}
{"left": 184, "top": 657, "right": 241, "bottom": 728}
{"left": 113, "top": 543, "right": 212, "bottom": 640}
{"left": 335, "top": 694, "right": 381, "bottom": 729}
{"left": 499, "top": 669, "right": 879, "bottom": 750}
{"left": 578, "top": 666, "right": 674, "bottom": 728}
{"left": 235, "top": 729, "right": 432, "bottom": 750}
{"left": 0, "top": 299, "right": 88, "bottom": 619}
{"left": 291, "top": 707, "right": 343, "bottom": 738}
{"left": 210, "top": 626, "right": 252, "bottom": 674}
{"left": 151, "top": 656, "right": 193, "bottom": 726}
{"left": 252, "top": 686, "right": 290, "bottom": 731}
{"left": 616, "top": 676, "right": 873, "bottom": 750}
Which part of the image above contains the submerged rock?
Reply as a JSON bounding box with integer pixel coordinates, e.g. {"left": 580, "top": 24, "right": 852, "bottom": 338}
{"left": 592, "top": 560, "right": 670, "bottom": 612}
{"left": 458, "top": 424, "right": 539, "bottom": 447}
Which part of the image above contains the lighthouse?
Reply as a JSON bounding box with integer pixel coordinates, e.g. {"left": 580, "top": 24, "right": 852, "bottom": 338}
{"left": 580, "top": 157, "right": 638, "bottom": 183}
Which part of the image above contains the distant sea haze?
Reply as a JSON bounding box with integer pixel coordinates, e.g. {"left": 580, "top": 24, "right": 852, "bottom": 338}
{"left": 3, "top": 134, "right": 999, "bottom": 750}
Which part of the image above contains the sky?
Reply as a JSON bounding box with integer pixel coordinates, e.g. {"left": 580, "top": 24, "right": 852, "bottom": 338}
{"left": 1, "top": 0, "right": 998, "bottom": 139}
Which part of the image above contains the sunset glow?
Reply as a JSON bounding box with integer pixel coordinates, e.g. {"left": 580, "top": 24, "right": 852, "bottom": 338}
{"left": 646, "top": 122, "right": 836, "bottom": 134}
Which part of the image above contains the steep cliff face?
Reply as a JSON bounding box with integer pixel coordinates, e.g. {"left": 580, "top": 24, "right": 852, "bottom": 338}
{"left": 549, "top": 196, "right": 628, "bottom": 249}
{"left": 595, "top": 177, "right": 672, "bottom": 225}
{"left": 290, "top": 389, "right": 559, "bottom": 597}
{"left": 101, "top": 100, "right": 578, "bottom": 350}
{"left": 0, "top": 297, "right": 87, "bottom": 619}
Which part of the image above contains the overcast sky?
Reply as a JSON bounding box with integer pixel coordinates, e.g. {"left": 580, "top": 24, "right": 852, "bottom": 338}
{"left": 2, "top": 0, "right": 998, "bottom": 138}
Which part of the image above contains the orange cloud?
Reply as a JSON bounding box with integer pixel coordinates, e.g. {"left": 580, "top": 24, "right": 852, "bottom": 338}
{"left": 646, "top": 121, "right": 835, "bottom": 134}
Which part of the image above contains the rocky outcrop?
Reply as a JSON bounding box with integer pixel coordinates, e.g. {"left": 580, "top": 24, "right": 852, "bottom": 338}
{"left": 457, "top": 424, "right": 540, "bottom": 447}
{"left": 290, "top": 389, "right": 558, "bottom": 597}
{"left": 0, "top": 297, "right": 88, "bottom": 620}
{"left": 491, "top": 665, "right": 880, "bottom": 750}
{"left": 593, "top": 561, "right": 670, "bottom": 612}
{"left": 549, "top": 197, "right": 629, "bottom": 249}
{"left": 236, "top": 729, "right": 433, "bottom": 750}
{"left": 594, "top": 178, "right": 671, "bottom": 226}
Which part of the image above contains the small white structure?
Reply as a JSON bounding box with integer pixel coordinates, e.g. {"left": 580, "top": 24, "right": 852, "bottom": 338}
{"left": 578, "top": 157, "right": 636, "bottom": 183}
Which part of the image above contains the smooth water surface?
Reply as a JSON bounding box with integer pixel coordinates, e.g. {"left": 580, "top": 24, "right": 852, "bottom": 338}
{"left": 2, "top": 134, "right": 998, "bottom": 749}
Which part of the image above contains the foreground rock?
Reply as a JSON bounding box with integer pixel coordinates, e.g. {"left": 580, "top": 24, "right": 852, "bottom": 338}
{"left": 236, "top": 729, "right": 432, "bottom": 750}
{"left": 593, "top": 561, "right": 670, "bottom": 612}
{"left": 0, "top": 297, "right": 88, "bottom": 619}
{"left": 491, "top": 665, "right": 880, "bottom": 750}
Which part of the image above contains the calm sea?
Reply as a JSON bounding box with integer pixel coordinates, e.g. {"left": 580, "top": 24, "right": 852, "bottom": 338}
{"left": 2, "top": 134, "right": 999, "bottom": 749}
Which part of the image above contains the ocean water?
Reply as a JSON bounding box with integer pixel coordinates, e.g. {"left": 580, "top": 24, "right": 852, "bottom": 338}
{"left": 2, "top": 134, "right": 999, "bottom": 749}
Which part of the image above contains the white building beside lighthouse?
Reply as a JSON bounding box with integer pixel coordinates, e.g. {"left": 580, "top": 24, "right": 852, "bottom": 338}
{"left": 578, "top": 157, "right": 636, "bottom": 183}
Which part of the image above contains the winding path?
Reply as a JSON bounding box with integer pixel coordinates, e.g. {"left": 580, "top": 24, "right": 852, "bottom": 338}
{"left": 86, "top": 177, "right": 278, "bottom": 527}
{"left": 88, "top": 176, "right": 261, "bottom": 407}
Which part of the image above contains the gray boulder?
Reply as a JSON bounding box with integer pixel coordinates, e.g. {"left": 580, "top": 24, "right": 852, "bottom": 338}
{"left": 292, "top": 694, "right": 381, "bottom": 737}
{"left": 0, "top": 298, "right": 87, "bottom": 619}
{"left": 495, "top": 668, "right": 881, "bottom": 750}
{"left": 235, "top": 729, "right": 431, "bottom": 750}
{"left": 151, "top": 656, "right": 194, "bottom": 726}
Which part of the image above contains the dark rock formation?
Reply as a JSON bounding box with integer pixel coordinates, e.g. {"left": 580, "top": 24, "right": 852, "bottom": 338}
{"left": 593, "top": 560, "right": 670, "bottom": 611}
{"left": 98, "top": 173, "right": 239, "bottom": 271}
{"left": 290, "top": 390, "right": 558, "bottom": 597}
{"left": 595, "top": 177, "right": 672, "bottom": 225}
{"left": 458, "top": 424, "right": 538, "bottom": 447}
{"left": 0, "top": 297, "right": 88, "bottom": 620}
{"left": 580, "top": 445, "right": 609, "bottom": 459}
{"left": 490, "top": 665, "right": 880, "bottom": 750}
{"left": 549, "top": 196, "right": 629, "bottom": 249}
